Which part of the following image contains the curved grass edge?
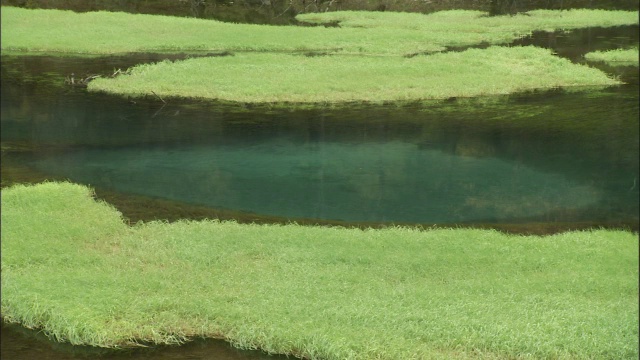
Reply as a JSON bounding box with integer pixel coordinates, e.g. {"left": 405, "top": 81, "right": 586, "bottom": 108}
{"left": 2, "top": 181, "right": 638, "bottom": 359}
{"left": 87, "top": 46, "right": 622, "bottom": 104}
{"left": 585, "top": 48, "right": 640, "bottom": 66}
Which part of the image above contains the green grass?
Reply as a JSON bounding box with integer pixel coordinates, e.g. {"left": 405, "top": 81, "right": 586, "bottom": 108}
{"left": 2, "top": 181, "right": 638, "bottom": 359}
{"left": 1, "top": 7, "right": 637, "bottom": 56}
{"left": 297, "top": 9, "right": 640, "bottom": 53}
{"left": 87, "top": 46, "right": 621, "bottom": 103}
{"left": 585, "top": 48, "right": 639, "bottom": 66}
{"left": 1, "top": 6, "right": 636, "bottom": 103}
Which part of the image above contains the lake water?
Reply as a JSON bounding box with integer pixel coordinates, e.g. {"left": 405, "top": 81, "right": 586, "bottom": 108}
{"left": 1, "top": 22, "right": 638, "bottom": 360}
{"left": 8, "top": 90, "right": 637, "bottom": 227}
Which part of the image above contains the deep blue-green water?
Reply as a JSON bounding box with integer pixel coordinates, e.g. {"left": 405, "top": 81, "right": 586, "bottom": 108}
{"left": 2, "top": 55, "right": 638, "bottom": 227}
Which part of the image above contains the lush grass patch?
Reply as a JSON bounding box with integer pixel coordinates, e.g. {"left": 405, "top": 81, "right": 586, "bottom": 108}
{"left": 88, "top": 46, "right": 621, "bottom": 103}
{"left": 297, "top": 9, "right": 640, "bottom": 54}
{"left": 1, "top": 6, "right": 635, "bottom": 103}
{"left": 1, "top": 7, "right": 637, "bottom": 56}
{"left": 2, "top": 181, "right": 638, "bottom": 359}
{"left": 585, "top": 48, "right": 639, "bottom": 65}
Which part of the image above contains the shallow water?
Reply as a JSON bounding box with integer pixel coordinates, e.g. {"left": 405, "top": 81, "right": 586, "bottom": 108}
{"left": 19, "top": 116, "right": 626, "bottom": 225}
{"left": 1, "top": 24, "right": 639, "bottom": 360}
{"left": 1, "top": 321, "right": 286, "bottom": 360}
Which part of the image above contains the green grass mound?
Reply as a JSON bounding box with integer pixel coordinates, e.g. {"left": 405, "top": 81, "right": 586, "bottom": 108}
{"left": 585, "top": 48, "right": 639, "bottom": 66}
{"left": 87, "top": 46, "right": 621, "bottom": 103}
{"left": 2, "top": 182, "right": 638, "bottom": 359}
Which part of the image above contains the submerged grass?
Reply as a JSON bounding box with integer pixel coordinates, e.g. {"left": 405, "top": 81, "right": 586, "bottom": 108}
{"left": 585, "top": 48, "right": 639, "bottom": 66}
{"left": 2, "top": 182, "right": 638, "bottom": 359}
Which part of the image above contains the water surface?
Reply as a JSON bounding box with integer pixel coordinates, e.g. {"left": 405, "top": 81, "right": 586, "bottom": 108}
{"left": 2, "top": 61, "right": 638, "bottom": 228}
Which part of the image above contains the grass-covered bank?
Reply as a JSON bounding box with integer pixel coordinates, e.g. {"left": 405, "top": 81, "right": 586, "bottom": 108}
{"left": 2, "top": 182, "right": 638, "bottom": 359}
{"left": 88, "top": 46, "right": 621, "bottom": 103}
{"left": 1, "top": 7, "right": 637, "bottom": 56}
{"left": 1, "top": 6, "right": 637, "bottom": 103}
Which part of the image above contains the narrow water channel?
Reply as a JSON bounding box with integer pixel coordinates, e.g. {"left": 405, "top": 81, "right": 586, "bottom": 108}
{"left": 1, "top": 24, "right": 638, "bottom": 360}
{"left": 1, "top": 321, "right": 286, "bottom": 360}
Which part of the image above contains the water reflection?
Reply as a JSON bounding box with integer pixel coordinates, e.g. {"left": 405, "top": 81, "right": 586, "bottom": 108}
{"left": 1, "top": 50, "right": 638, "bottom": 228}
{"left": 514, "top": 25, "right": 639, "bottom": 67}
{"left": 31, "top": 138, "right": 603, "bottom": 224}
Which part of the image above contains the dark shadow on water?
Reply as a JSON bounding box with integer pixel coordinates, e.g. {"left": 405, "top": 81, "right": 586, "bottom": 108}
{"left": 511, "top": 25, "right": 640, "bottom": 84}
{"left": 1, "top": 321, "right": 287, "bottom": 360}
{"left": 405, "top": 25, "right": 639, "bottom": 84}
{"left": 512, "top": 25, "right": 639, "bottom": 62}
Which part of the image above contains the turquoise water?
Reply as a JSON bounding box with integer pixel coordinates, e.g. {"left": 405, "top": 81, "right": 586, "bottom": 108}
{"left": 2, "top": 63, "right": 637, "bottom": 226}
{"left": 32, "top": 137, "right": 603, "bottom": 224}
{"left": 2, "top": 47, "right": 638, "bottom": 227}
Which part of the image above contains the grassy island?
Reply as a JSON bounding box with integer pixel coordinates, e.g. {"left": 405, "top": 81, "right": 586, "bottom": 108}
{"left": 585, "top": 48, "right": 639, "bottom": 66}
{"left": 2, "top": 182, "right": 638, "bottom": 359}
{"left": 87, "top": 47, "right": 621, "bottom": 103}
{"left": 1, "top": 6, "right": 638, "bottom": 103}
